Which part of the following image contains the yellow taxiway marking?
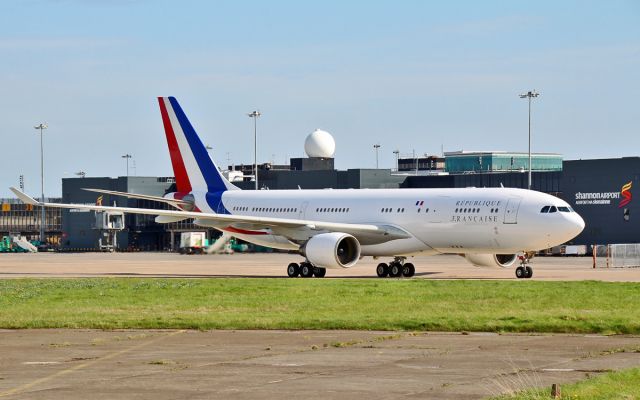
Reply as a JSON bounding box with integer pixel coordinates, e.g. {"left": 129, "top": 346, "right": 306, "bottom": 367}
{"left": 0, "top": 330, "right": 186, "bottom": 398}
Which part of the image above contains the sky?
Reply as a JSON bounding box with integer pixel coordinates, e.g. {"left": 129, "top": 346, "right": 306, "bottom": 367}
{"left": 1, "top": 0, "right": 638, "bottom": 197}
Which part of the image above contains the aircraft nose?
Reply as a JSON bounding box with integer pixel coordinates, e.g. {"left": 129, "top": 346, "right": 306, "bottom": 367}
{"left": 570, "top": 213, "right": 585, "bottom": 236}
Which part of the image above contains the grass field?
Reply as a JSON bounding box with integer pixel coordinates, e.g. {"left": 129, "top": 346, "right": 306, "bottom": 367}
{"left": 1, "top": 278, "right": 639, "bottom": 332}
{"left": 491, "top": 367, "right": 640, "bottom": 399}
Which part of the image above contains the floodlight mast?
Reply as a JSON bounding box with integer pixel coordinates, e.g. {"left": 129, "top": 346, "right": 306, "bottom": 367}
{"left": 519, "top": 90, "right": 539, "bottom": 190}
{"left": 373, "top": 144, "right": 381, "bottom": 169}
{"left": 34, "top": 123, "right": 48, "bottom": 244}
{"left": 121, "top": 154, "right": 132, "bottom": 177}
{"left": 247, "top": 111, "right": 261, "bottom": 190}
{"left": 393, "top": 149, "right": 400, "bottom": 171}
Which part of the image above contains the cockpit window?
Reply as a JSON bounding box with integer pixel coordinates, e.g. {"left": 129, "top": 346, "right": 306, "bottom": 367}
{"left": 548, "top": 206, "right": 558, "bottom": 213}
{"left": 558, "top": 206, "right": 571, "bottom": 212}
{"left": 540, "top": 206, "right": 550, "bottom": 213}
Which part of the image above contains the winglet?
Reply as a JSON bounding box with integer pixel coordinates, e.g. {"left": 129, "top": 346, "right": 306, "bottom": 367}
{"left": 9, "top": 187, "right": 40, "bottom": 205}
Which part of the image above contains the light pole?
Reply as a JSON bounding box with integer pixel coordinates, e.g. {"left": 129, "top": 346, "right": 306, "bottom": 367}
{"left": 519, "top": 90, "right": 539, "bottom": 190}
{"left": 121, "top": 154, "right": 132, "bottom": 177}
{"left": 34, "top": 123, "right": 47, "bottom": 243}
{"left": 393, "top": 150, "right": 399, "bottom": 171}
{"left": 247, "top": 111, "right": 261, "bottom": 190}
{"left": 373, "top": 144, "right": 381, "bottom": 169}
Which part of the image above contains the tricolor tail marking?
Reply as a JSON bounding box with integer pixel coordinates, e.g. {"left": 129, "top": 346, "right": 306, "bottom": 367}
{"left": 157, "top": 97, "right": 238, "bottom": 193}
{"left": 158, "top": 98, "right": 192, "bottom": 193}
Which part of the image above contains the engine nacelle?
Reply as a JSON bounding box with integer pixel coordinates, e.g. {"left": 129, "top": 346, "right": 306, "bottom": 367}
{"left": 464, "top": 253, "right": 517, "bottom": 268}
{"left": 164, "top": 192, "right": 196, "bottom": 211}
{"left": 303, "top": 232, "right": 361, "bottom": 269}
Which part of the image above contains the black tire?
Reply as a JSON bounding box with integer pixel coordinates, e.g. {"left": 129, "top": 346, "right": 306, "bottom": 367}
{"left": 515, "top": 266, "right": 526, "bottom": 279}
{"left": 313, "top": 267, "right": 326, "bottom": 278}
{"left": 525, "top": 266, "right": 533, "bottom": 279}
{"left": 389, "top": 263, "right": 402, "bottom": 277}
{"left": 300, "top": 263, "right": 314, "bottom": 278}
{"left": 287, "top": 263, "right": 299, "bottom": 278}
{"left": 402, "top": 263, "right": 415, "bottom": 278}
{"left": 376, "top": 263, "right": 389, "bottom": 278}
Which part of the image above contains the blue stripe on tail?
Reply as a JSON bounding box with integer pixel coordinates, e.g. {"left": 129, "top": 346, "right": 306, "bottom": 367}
{"left": 168, "top": 97, "right": 229, "bottom": 193}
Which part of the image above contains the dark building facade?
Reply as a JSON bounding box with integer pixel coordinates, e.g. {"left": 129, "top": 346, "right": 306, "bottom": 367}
{"left": 560, "top": 158, "right": 638, "bottom": 246}
{"left": 61, "top": 176, "right": 177, "bottom": 250}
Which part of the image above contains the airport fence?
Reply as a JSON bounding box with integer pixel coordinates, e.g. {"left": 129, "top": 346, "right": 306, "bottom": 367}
{"left": 592, "top": 243, "right": 640, "bottom": 268}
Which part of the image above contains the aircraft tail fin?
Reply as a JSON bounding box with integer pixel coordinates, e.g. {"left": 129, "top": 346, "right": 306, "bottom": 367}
{"left": 157, "top": 97, "right": 239, "bottom": 193}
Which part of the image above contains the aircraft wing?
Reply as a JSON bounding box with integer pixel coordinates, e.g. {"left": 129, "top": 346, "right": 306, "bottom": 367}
{"left": 10, "top": 187, "right": 410, "bottom": 244}
{"left": 82, "top": 188, "right": 189, "bottom": 210}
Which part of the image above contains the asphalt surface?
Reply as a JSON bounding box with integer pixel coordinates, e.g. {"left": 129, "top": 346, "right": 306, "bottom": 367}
{"left": 1, "top": 330, "right": 639, "bottom": 399}
{"left": 1, "top": 252, "right": 639, "bottom": 281}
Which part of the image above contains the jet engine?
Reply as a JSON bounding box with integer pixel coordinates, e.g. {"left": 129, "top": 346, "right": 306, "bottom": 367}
{"left": 155, "top": 192, "right": 195, "bottom": 224}
{"left": 164, "top": 192, "right": 196, "bottom": 211}
{"left": 303, "top": 232, "right": 361, "bottom": 269}
{"left": 464, "top": 253, "right": 518, "bottom": 268}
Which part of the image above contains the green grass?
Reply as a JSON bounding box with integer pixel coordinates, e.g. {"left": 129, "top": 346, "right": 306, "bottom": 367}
{"left": 490, "top": 367, "right": 640, "bottom": 399}
{"left": 0, "top": 279, "right": 639, "bottom": 332}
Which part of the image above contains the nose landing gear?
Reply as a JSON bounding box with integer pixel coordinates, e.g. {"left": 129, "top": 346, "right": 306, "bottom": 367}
{"left": 515, "top": 254, "right": 533, "bottom": 279}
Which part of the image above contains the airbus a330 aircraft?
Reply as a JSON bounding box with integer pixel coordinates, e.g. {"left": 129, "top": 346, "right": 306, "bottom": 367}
{"left": 10, "top": 97, "right": 585, "bottom": 279}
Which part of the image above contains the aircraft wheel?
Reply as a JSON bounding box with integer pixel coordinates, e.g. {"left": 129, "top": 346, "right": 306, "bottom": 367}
{"left": 525, "top": 266, "right": 533, "bottom": 279}
{"left": 402, "top": 263, "right": 415, "bottom": 278}
{"left": 389, "top": 262, "right": 402, "bottom": 277}
{"left": 287, "top": 263, "right": 300, "bottom": 278}
{"left": 515, "top": 266, "right": 526, "bottom": 279}
{"left": 313, "top": 267, "right": 326, "bottom": 278}
{"left": 376, "top": 263, "right": 389, "bottom": 278}
{"left": 300, "top": 263, "right": 314, "bottom": 278}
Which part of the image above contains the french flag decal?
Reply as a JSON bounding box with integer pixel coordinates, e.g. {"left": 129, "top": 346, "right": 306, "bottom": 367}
{"left": 415, "top": 200, "right": 424, "bottom": 206}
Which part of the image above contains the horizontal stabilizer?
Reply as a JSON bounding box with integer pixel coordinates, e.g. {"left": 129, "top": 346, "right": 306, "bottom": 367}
{"left": 10, "top": 187, "right": 39, "bottom": 205}
{"left": 83, "top": 188, "right": 189, "bottom": 210}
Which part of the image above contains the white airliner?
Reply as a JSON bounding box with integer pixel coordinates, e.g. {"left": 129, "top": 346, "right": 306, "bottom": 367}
{"left": 10, "top": 97, "right": 585, "bottom": 279}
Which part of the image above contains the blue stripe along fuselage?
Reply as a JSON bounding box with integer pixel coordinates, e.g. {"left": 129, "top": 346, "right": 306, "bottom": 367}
{"left": 206, "top": 191, "right": 230, "bottom": 214}
{"left": 168, "top": 97, "right": 229, "bottom": 193}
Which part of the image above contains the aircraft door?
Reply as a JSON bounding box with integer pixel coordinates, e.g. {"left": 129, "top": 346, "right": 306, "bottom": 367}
{"left": 503, "top": 197, "right": 522, "bottom": 224}
{"left": 298, "top": 201, "right": 308, "bottom": 220}
{"left": 427, "top": 196, "right": 449, "bottom": 223}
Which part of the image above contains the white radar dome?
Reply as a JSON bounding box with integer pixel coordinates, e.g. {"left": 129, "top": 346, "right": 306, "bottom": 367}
{"left": 304, "top": 129, "right": 336, "bottom": 158}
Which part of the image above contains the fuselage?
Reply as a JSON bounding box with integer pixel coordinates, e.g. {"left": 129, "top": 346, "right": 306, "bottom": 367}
{"left": 184, "top": 187, "right": 585, "bottom": 257}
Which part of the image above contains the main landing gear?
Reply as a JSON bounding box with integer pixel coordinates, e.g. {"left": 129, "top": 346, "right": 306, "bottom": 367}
{"left": 376, "top": 257, "right": 415, "bottom": 278}
{"left": 287, "top": 262, "right": 326, "bottom": 278}
{"left": 515, "top": 254, "right": 533, "bottom": 279}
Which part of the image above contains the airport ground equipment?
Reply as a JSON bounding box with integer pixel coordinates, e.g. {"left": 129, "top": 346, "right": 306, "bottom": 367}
{"left": 12, "top": 236, "right": 38, "bottom": 252}
{"left": 94, "top": 210, "right": 124, "bottom": 251}
{"left": 179, "top": 232, "right": 208, "bottom": 254}
{"left": 0, "top": 236, "right": 33, "bottom": 253}
{"left": 0, "top": 236, "right": 12, "bottom": 252}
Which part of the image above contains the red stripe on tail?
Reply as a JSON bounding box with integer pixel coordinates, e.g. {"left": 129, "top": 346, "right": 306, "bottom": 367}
{"left": 158, "top": 97, "right": 192, "bottom": 193}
